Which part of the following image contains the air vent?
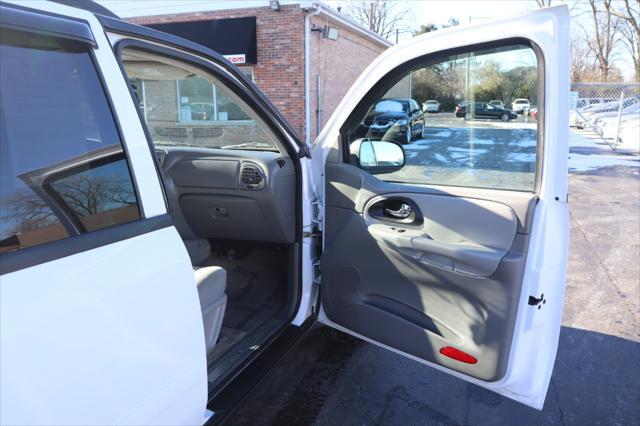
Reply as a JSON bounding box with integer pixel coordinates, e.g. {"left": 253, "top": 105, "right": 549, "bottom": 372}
{"left": 276, "top": 158, "right": 286, "bottom": 168}
{"left": 239, "top": 162, "right": 265, "bottom": 190}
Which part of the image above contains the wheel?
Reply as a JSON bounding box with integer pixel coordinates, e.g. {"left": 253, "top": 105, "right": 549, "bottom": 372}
{"left": 501, "top": 113, "right": 510, "bottom": 122}
{"left": 464, "top": 112, "right": 470, "bottom": 121}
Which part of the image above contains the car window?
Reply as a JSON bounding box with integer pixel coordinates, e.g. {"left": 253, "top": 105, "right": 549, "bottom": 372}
{"left": 0, "top": 29, "right": 141, "bottom": 254}
{"left": 121, "top": 47, "right": 279, "bottom": 152}
{"left": 374, "top": 100, "right": 405, "bottom": 113}
{"left": 345, "top": 43, "right": 539, "bottom": 192}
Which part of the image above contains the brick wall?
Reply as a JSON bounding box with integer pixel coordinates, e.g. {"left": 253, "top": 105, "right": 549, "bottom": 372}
{"left": 130, "top": 4, "right": 306, "bottom": 141}
{"left": 308, "top": 16, "right": 389, "bottom": 141}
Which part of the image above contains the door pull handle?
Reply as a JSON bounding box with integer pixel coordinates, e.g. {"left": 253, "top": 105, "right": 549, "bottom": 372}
{"left": 384, "top": 203, "right": 412, "bottom": 219}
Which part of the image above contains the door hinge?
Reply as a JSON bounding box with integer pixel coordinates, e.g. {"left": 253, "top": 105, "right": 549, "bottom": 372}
{"left": 311, "top": 200, "right": 324, "bottom": 226}
{"left": 303, "top": 231, "right": 322, "bottom": 238}
{"left": 528, "top": 293, "right": 546, "bottom": 309}
{"left": 312, "top": 261, "right": 321, "bottom": 284}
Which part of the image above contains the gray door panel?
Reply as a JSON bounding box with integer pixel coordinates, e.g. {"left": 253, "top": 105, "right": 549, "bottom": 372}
{"left": 321, "top": 163, "right": 536, "bottom": 381}
{"left": 157, "top": 147, "right": 296, "bottom": 245}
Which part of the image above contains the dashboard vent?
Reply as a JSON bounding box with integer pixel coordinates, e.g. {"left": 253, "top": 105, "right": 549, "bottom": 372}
{"left": 276, "top": 158, "right": 286, "bottom": 168}
{"left": 239, "top": 162, "right": 265, "bottom": 190}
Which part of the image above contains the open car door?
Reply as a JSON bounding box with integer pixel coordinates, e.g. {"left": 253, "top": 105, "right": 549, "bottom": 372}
{"left": 313, "top": 6, "right": 569, "bottom": 409}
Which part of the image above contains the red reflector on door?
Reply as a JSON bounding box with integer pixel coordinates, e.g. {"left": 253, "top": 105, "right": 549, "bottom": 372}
{"left": 439, "top": 346, "right": 478, "bottom": 364}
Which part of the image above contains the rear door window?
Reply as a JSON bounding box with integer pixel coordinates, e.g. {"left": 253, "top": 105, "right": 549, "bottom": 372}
{"left": 0, "top": 29, "right": 141, "bottom": 254}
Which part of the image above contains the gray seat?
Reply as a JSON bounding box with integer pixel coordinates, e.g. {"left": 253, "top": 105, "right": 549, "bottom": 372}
{"left": 194, "top": 266, "right": 227, "bottom": 355}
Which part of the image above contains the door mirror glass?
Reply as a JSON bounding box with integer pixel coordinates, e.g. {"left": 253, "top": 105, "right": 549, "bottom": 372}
{"left": 356, "top": 139, "right": 405, "bottom": 172}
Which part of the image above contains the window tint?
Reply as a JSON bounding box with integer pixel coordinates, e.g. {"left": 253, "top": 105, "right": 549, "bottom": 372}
{"left": 121, "top": 47, "right": 278, "bottom": 152}
{"left": 346, "top": 43, "right": 539, "bottom": 192}
{"left": 0, "top": 30, "right": 141, "bottom": 254}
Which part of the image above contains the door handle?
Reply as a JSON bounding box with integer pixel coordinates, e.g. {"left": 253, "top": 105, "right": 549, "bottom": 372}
{"left": 384, "top": 203, "right": 412, "bottom": 219}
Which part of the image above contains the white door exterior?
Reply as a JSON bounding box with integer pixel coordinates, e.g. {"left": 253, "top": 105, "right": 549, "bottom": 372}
{"left": 313, "top": 6, "right": 570, "bottom": 409}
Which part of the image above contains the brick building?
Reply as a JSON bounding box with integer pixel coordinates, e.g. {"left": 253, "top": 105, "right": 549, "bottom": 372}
{"left": 106, "top": 1, "right": 392, "bottom": 144}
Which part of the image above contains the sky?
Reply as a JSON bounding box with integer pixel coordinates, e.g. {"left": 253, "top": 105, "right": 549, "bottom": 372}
{"left": 325, "top": 0, "right": 536, "bottom": 37}
{"left": 97, "top": 0, "right": 635, "bottom": 79}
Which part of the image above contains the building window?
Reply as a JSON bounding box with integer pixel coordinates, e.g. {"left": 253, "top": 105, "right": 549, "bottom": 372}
{"left": 176, "top": 66, "right": 254, "bottom": 122}
{"left": 121, "top": 47, "right": 277, "bottom": 152}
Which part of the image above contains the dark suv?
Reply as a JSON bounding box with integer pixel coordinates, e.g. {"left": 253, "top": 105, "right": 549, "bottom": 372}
{"left": 455, "top": 102, "right": 518, "bottom": 121}
{"left": 362, "top": 98, "right": 425, "bottom": 144}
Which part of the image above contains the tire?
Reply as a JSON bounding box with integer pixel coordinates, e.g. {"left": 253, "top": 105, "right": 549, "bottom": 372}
{"left": 501, "top": 113, "right": 510, "bottom": 122}
{"left": 464, "top": 112, "right": 471, "bottom": 121}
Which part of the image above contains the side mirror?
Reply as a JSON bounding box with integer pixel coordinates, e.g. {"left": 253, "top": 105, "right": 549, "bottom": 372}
{"left": 357, "top": 139, "right": 405, "bottom": 174}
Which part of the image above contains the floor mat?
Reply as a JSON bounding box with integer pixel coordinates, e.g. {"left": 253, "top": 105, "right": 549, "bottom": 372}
{"left": 200, "top": 245, "right": 289, "bottom": 370}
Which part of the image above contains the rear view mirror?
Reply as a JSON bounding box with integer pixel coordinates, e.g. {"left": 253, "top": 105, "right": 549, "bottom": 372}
{"left": 358, "top": 139, "right": 405, "bottom": 173}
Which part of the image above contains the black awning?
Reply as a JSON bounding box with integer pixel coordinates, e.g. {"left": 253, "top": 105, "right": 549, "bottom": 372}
{"left": 148, "top": 17, "right": 257, "bottom": 64}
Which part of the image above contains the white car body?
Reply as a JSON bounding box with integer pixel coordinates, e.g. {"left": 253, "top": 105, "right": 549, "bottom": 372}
{"left": 512, "top": 98, "right": 531, "bottom": 113}
{"left": 422, "top": 100, "right": 440, "bottom": 112}
{"left": 0, "top": 1, "right": 569, "bottom": 424}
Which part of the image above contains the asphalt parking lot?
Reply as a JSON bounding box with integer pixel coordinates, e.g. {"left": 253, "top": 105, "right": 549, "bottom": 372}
{"left": 381, "top": 112, "right": 539, "bottom": 190}
{"left": 227, "top": 129, "right": 640, "bottom": 426}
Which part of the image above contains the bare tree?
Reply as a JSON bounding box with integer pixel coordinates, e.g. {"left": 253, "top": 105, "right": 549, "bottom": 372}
{"left": 413, "top": 18, "right": 459, "bottom": 37}
{"left": 584, "top": 0, "right": 622, "bottom": 82}
{"left": 605, "top": 0, "right": 639, "bottom": 80}
{"left": 344, "top": 0, "right": 411, "bottom": 39}
{"left": 534, "top": 0, "right": 553, "bottom": 7}
{"left": 571, "top": 37, "right": 600, "bottom": 82}
{"left": 1, "top": 174, "right": 136, "bottom": 236}
{"left": 413, "top": 23, "right": 439, "bottom": 36}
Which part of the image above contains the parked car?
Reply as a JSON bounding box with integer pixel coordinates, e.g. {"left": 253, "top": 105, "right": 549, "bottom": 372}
{"left": 455, "top": 102, "right": 518, "bottom": 121}
{"left": 512, "top": 98, "right": 531, "bottom": 113}
{"left": 189, "top": 102, "right": 215, "bottom": 120}
{"left": 0, "top": 1, "right": 570, "bottom": 424}
{"left": 363, "top": 98, "right": 425, "bottom": 144}
{"left": 489, "top": 99, "right": 505, "bottom": 108}
{"left": 526, "top": 105, "right": 537, "bottom": 117}
{"left": 422, "top": 99, "right": 440, "bottom": 112}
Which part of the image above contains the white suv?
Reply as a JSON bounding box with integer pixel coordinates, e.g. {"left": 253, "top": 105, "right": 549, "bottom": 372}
{"left": 0, "top": 1, "right": 570, "bottom": 424}
{"left": 512, "top": 98, "right": 531, "bottom": 113}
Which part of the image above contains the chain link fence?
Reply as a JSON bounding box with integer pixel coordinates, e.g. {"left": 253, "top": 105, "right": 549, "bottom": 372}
{"left": 571, "top": 83, "right": 640, "bottom": 152}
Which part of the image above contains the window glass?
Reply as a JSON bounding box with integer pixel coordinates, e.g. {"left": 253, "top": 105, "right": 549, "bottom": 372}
{"left": 122, "top": 48, "right": 278, "bottom": 152}
{"left": 0, "top": 30, "right": 141, "bottom": 254}
{"left": 346, "top": 44, "right": 539, "bottom": 191}
{"left": 239, "top": 66, "right": 254, "bottom": 82}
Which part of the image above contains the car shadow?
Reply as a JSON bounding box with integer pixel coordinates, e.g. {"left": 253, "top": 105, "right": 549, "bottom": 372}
{"left": 228, "top": 326, "right": 640, "bottom": 426}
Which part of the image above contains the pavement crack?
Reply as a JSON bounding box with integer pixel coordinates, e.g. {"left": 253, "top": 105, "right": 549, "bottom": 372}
{"left": 569, "top": 209, "right": 636, "bottom": 318}
{"left": 551, "top": 379, "right": 566, "bottom": 426}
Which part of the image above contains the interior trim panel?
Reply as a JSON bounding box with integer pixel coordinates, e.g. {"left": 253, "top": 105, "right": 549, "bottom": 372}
{"left": 157, "top": 147, "right": 295, "bottom": 244}
{"left": 321, "top": 163, "right": 537, "bottom": 382}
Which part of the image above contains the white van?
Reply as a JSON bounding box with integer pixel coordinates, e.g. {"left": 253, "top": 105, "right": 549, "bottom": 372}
{"left": 0, "top": 1, "right": 570, "bottom": 424}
